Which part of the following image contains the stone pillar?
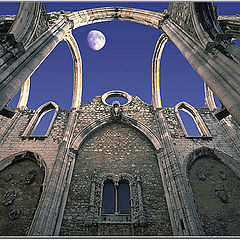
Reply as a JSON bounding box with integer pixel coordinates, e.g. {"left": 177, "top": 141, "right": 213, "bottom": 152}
{"left": 29, "top": 110, "right": 79, "bottom": 236}
{"left": 155, "top": 109, "right": 205, "bottom": 236}
{"left": 161, "top": 18, "right": 240, "bottom": 125}
{"left": 135, "top": 171, "right": 145, "bottom": 227}
{"left": 0, "top": 16, "right": 72, "bottom": 112}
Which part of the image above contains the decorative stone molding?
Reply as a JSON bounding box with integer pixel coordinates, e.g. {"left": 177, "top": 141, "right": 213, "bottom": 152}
{"left": 71, "top": 114, "right": 163, "bottom": 152}
{"left": 102, "top": 90, "right": 132, "bottom": 107}
{"left": 84, "top": 170, "right": 146, "bottom": 228}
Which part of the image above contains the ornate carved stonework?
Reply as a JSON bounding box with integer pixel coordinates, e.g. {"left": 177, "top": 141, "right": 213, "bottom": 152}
{"left": 9, "top": 209, "right": 20, "bottom": 220}
{"left": 25, "top": 170, "right": 37, "bottom": 185}
{"left": 84, "top": 170, "right": 146, "bottom": 228}
{"left": 110, "top": 101, "right": 122, "bottom": 120}
{"left": 2, "top": 190, "right": 18, "bottom": 206}
{"left": 215, "top": 186, "right": 228, "bottom": 203}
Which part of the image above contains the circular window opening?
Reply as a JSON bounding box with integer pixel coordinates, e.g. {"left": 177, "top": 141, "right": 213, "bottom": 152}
{"left": 105, "top": 96, "right": 128, "bottom": 105}
{"left": 102, "top": 90, "right": 132, "bottom": 106}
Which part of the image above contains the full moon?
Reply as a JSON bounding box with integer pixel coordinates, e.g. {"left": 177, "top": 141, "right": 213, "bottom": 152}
{"left": 87, "top": 30, "right": 106, "bottom": 51}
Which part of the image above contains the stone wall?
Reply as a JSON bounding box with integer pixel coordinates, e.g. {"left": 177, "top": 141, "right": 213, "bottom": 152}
{"left": 189, "top": 157, "right": 240, "bottom": 236}
{"left": 0, "top": 94, "right": 239, "bottom": 236}
{"left": 60, "top": 122, "right": 172, "bottom": 236}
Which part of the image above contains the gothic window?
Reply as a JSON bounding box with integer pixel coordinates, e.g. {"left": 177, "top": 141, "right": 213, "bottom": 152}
{"left": 32, "top": 109, "right": 56, "bottom": 136}
{"left": 102, "top": 180, "right": 115, "bottom": 214}
{"left": 175, "top": 101, "right": 211, "bottom": 138}
{"left": 118, "top": 180, "right": 130, "bottom": 214}
{"left": 22, "top": 101, "right": 58, "bottom": 137}
{"left": 85, "top": 171, "right": 145, "bottom": 225}
{"left": 102, "top": 179, "right": 130, "bottom": 215}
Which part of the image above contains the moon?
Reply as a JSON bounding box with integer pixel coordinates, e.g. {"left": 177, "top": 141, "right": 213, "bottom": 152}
{"left": 87, "top": 30, "right": 106, "bottom": 51}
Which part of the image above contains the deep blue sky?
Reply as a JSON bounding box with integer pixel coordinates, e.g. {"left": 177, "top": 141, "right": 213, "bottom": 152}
{"left": 2, "top": 2, "right": 239, "bottom": 111}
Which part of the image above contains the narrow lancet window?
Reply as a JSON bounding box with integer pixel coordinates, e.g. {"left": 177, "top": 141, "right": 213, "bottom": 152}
{"left": 175, "top": 102, "right": 211, "bottom": 137}
{"left": 118, "top": 181, "right": 130, "bottom": 214}
{"left": 102, "top": 180, "right": 115, "bottom": 214}
{"left": 22, "top": 101, "right": 59, "bottom": 137}
{"left": 32, "top": 109, "right": 56, "bottom": 136}
{"left": 178, "top": 110, "right": 201, "bottom": 136}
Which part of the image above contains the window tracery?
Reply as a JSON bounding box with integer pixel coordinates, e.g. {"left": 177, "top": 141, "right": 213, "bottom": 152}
{"left": 84, "top": 170, "right": 146, "bottom": 227}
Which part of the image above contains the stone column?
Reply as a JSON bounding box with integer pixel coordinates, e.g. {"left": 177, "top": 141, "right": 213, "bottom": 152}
{"left": 0, "top": 16, "right": 72, "bottom": 112}
{"left": 161, "top": 18, "right": 240, "bottom": 125}
{"left": 29, "top": 110, "right": 79, "bottom": 236}
{"left": 155, "top": 109, "right": 205, "bottom": 236}
{"left": 135, "top": 171, "right": 145, "bottom": 227}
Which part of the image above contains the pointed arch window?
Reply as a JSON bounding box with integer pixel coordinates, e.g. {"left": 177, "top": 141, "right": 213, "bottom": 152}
{"left": 22, "top": 101, "right": 58, "bottom": 138}
{"left": 100, "top": 177, "right": 132, "bottom": 222}
{"left": 118, "top": 180, "right": 130, "bottom": 214}
{"left": 175, "top": 102, "right": 211, "bottom": 138}
{"left": 102, "top": 180, "right": 115, "bottom": 214}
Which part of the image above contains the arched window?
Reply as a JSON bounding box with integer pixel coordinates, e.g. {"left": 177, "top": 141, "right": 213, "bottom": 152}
{"left": 32, "top": 109, "right": 56, "bottom": 136}
{"left": 22, "top": 101, "right": 58, "bottom": 137}
{"left": 101, "top": 178, "right": 131, "bottom": 219}
{"left": 102, "top": 180, "right": 115, "bottom": 214}
{"left": 178, "top": 110, "right": 201, "bottom": 136}
{"left": 175, "top": 102, "right": 211, "bottom": 138}
{"left": 118, "top": 180, "right": 130, "bottom": 214}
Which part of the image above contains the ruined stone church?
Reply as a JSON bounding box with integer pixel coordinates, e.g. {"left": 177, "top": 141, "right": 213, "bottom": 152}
{"left": 0, "top": 2, "right": 240, "bottom": 236}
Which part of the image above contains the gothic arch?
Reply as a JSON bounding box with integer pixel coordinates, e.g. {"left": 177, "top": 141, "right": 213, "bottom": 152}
{"left": 22, "top": 101, "right": 59, "bottom": 137}
{"left": 64, "top": 32, "right": 82, "bottom": 110}
{"left": 182, "top": 147, "right": 240, "bottom": 179}
{"left": 0, "top": 151, "right": 47, "bottom": 236}
{"left": 71, "top": 116, "right": 163, "bottom": 151}
{"left": 1, "top": 3, "right": 240, "bottom": 125}
{"left": 174, "top": 101, "right": 211, "bottom": 137}
{"left": 0, "top": 150, "right": 48, "bottom": 184}
{"left": 152, "top": 33, "right": 168, "bottom": 109}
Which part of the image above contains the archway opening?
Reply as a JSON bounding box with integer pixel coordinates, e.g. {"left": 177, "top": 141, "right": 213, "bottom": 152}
{"left": 28, "top": 41, "right": 73, "bottom": 110}
{"left": 160, "top": 41, "right": 205, "bottom": 108}
{"left": 178, "top": 110, "right": 202, "bottom": 136}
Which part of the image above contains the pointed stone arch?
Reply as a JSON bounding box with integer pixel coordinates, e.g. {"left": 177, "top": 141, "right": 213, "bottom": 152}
{"left": 0, "top": 151, "right": 47, "bottom": 236}
{"left": 22, "top": 101, "right": 59, "bottom": 137}
{"left": 174, "top": 101, "right": 211, "bottom": 137}
{"left": 71, "top": 116, "right": 163, "bottom": 151}
{"left": 152, "top": 33, "right": 168, "bottom": 109}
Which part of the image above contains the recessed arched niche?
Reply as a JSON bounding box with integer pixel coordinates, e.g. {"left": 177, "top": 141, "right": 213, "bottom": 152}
{"left": 187, "top": 155, "right": 240, "bottom": 236}
{"left": 60, "top": 122, "right": 172, "bottom": 236}
{"left": 0, "top": 152, "right": 45, "bottom": 236}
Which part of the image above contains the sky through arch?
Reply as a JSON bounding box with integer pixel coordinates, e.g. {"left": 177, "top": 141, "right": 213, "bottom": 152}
{"left": 3, "top": 2, "right": 240, "bottom": 110}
